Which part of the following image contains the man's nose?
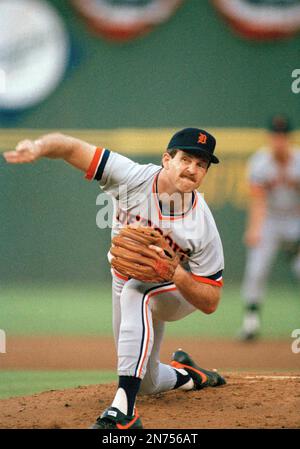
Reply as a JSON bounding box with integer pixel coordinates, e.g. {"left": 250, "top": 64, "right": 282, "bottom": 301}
{"left": 186, "top": 161, "right": 198, "bottom": 174}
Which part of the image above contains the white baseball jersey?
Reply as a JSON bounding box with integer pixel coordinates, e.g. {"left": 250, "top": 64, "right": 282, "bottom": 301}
{"left": 248, "top": 146, "right": 300, "bottom": 217}
{"left": 86, "top": 147, "right": 224, "bottom": 287}
{"left": 242, "top": 146, "right": 300, "bottom": 304}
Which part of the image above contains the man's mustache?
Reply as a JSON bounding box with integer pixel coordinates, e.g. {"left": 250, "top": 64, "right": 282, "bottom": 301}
{"left": 180, "top": 173, "right": 196, "bottom": 181}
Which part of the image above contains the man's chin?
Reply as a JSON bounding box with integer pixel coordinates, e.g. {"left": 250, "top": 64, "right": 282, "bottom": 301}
{"left": 176, "top": 180, "right": 197, "bottom": 193}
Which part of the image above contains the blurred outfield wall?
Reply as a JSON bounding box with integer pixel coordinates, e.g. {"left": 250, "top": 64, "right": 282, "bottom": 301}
{"left": 0, "top": 0, "right": 299, "bottom": 129}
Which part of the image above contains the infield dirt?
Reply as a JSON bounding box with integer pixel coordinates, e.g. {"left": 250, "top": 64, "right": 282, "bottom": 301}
{"left": 0, "top": 337, "right": 299, "bottom": 429}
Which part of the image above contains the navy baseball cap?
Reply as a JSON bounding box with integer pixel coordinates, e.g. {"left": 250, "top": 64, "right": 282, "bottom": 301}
{"left": 268, "top": 114, "right": 292, "bottom": 134}
{"left": 167, "top": 128, "right": 219, "bottom": 164}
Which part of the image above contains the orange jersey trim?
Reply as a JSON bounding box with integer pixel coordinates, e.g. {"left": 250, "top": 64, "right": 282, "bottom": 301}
{"left": 191, "top": 274, "right": 223, "bottom": 287}
{"left": 112, "top": 269, "right": 129, "bottom": 282}
{"left": 85, "top": 147, "right": 103, "bottom": 180}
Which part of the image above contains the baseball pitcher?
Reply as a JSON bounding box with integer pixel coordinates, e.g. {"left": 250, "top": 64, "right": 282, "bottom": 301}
{"left": 4, "top": 127, "right": 226, "bottom": 429}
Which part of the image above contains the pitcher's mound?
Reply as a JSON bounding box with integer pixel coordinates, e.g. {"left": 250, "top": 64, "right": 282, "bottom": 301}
{"left": 0, "top": 373, "right": 299, "bottom": 429}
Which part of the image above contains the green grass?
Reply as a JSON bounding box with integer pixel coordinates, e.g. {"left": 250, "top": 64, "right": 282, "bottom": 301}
{"left": 0, "top": 282, "right": 298, "bottom": 338}
{"left": 0, "top": 284, "right": 113, "bottom": 336}
{"left": 0, "top": 370, "right": 116, "bottom": 399}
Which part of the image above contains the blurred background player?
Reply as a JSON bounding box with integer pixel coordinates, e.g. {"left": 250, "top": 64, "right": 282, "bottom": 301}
{"left": 239, "top": 115, "right": 300, "bottom": 341}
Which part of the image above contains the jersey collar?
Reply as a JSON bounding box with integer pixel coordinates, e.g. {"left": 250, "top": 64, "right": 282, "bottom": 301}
{"left": 152, "top": 172, "right": 198, "bottom": 221}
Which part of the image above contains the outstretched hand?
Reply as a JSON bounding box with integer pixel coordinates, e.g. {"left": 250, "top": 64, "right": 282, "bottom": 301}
{"left": 3, "top": 139, "right": 42, "bottom": 164}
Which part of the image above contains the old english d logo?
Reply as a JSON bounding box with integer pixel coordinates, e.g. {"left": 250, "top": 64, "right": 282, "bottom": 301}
{"left": 198, "top": 133, "right": 207, "bottom": 144}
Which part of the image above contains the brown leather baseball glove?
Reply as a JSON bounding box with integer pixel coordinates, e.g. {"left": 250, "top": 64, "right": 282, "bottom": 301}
{"left": 110, "top": 226, "right": 180, "bottom": 283}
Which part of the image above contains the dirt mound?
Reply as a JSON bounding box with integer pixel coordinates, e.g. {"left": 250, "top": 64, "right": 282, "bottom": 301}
{"left": 1, "top": 373, "right": 299, "bottom": 429}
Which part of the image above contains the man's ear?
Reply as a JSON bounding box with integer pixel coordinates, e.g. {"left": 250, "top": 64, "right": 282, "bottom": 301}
{"left": 162, "top": 152, "right": 171, "bottom": 169}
